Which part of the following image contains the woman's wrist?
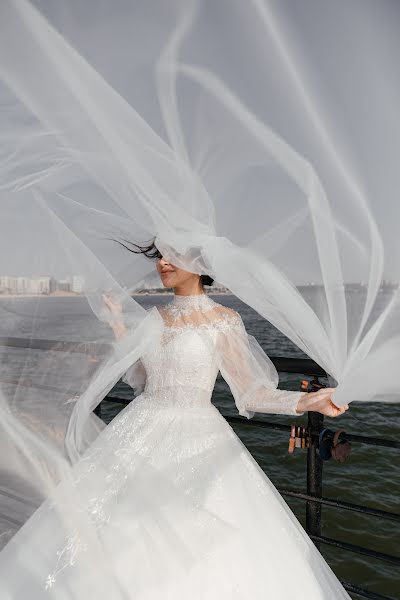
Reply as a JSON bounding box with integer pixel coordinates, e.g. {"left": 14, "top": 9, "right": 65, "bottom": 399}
{"left": 110, "top": 319, "right": 127, "bottom": 340}
{"left": 296, "top": 388, "right": 348, "bottom": 418}
{"left": 295, "top": 392, "right": 309, "bottom": 414}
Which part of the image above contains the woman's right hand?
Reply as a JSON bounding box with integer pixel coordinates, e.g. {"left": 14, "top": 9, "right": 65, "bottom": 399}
{"left": 296, "top": 388, "right": 349, "bottom": 417}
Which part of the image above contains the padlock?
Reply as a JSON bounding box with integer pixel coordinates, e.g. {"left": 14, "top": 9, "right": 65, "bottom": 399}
{"left": 331, "top": 430, "right": 352, "bottom": 462}
{"left": 288, "top": 424, "right": 296, "bottom": 454}
{"left": 301, "top": 426, "right": 306, "bottom": 448}
{"left": 295, "top": 425, "right": 302, "bottom": 448}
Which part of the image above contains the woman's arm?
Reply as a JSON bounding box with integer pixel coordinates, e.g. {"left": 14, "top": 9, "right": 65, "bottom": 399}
{"left": 102, "top": 293, "right": 147, "bottom": 395}
{"left": 217, "top": 310, "right": 348, "bottom": 419}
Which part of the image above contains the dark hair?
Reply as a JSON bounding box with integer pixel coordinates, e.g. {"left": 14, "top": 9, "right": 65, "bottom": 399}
{"left": 112, "top": 237, "right": 214, "bottom": 287}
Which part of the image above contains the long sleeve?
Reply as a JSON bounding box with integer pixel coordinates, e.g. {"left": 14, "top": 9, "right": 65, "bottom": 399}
{"left": 121, "top": 359, "right": 147, "bottom": 397}
{"left": 217, "top": 312, "right": 305, "bottom": 419}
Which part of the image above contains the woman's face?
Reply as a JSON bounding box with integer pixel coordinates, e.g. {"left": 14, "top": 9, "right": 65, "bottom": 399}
{"left": 156, "top": 254, "right": 199, "bottom": 289}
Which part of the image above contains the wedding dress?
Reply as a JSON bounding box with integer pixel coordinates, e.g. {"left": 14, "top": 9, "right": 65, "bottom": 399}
{"left": 0, "top": 293, "right": 351, "bottom": 599}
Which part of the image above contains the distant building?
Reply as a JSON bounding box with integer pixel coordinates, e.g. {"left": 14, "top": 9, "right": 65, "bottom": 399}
{"left": 57, "top": 279, "right": 71, "bottom": 292}
{"left": 71, "top": 275, "right": 85, "bottom": 294}
{"left": 49, "top": 277, "right": 57, "bottom": 293}
{"left": 29, "top": 277, "right": 51, "bottom": 294}
{"left": 0, "top": 276, "right": 17, "bottom": 294}
{"left": 16, "top": 277, "right": 30, "bottom": 294}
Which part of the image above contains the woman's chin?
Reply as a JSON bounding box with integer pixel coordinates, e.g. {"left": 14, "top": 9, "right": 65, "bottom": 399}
{"left": 161, "top": 276, "right": 175, "bottom": 287}
{"left": 161, "top": 279, "right": 174, "bottom": 289}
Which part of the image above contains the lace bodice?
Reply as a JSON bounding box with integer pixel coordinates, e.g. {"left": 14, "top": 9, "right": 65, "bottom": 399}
{"left": 123, "top": 294, "right": 304, "bottom": 418}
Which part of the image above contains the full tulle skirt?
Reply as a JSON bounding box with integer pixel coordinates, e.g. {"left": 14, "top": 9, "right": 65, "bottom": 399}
{"left": 0, "top": 392, "right": 351, "bottom": 599}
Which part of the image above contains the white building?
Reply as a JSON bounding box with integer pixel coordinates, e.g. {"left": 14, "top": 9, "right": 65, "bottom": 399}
{"left": 0, "top": 276, "right": 17, "bottom": 294}
{"left": 0, "top": 275, "right": 52, "bottom": 295}
{"left": 71, "top": 275, "right": 85, "bottom": 294}
{"left": 29, "top": 277, "right": 51, "bottom": 294}
{"left": 16, "top": 277, "right": 30, "bottom": 295}
{"left": 57, "top": 279, "right": 71, "bottom": 292}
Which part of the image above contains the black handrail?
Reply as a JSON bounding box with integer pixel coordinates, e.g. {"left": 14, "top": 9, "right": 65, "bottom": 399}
{"left": 101, "top": 400, "right": 400, "bottom": 451}
{"left": 279, "top": 490, "right": 400, "bottom": 523}
{"left": 341, "top": 582, "right": 398, "bottom": 600}
{"left": 309, "top": 534, "right": 400, "bottom": 566}
{"left": 224, "top": 415, "right": 400, "bottom": 449}
{"left": 0, "top": 336, "right": 109, "bottom": 353}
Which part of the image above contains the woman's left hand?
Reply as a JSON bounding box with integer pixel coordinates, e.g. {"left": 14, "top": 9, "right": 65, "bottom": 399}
{"left": 296, "top": 388, "right": 349, "bottom": 417}
{"left": 102, "top": 292, "right": 127, "bottom": 340}
{"left": 102, "top": 292, "right": 123, "bottom": 321}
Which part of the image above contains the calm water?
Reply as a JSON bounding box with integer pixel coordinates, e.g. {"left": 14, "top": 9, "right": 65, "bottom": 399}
{"left": 1, "top": 293, "right": 399, "bottom": 598}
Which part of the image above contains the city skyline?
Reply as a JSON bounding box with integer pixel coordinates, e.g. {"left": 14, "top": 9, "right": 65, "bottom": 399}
{"left": 0, "top": 275, "right": 85, "bottom": 296}
{"left": 0, "top": 273, "right": 398, "bottom": 297}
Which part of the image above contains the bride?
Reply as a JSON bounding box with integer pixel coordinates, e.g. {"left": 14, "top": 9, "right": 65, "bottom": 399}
{"left": 0, "top": 239, "right": 351, "bottom": 600}
{"left": 0, "top": 1, "right": 397, "bottom": 597}
{"left": 89, "top": 238, "right": 351, "bottom": 599}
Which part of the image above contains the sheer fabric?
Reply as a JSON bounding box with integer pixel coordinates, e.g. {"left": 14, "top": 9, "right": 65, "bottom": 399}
{"left": 0, "top": 0, "right": 398, "bottom": 594}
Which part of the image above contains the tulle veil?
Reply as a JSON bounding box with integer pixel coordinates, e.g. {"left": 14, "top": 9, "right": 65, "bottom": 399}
{"left": 0, "top": 0, "right": 399, "bottom": 592}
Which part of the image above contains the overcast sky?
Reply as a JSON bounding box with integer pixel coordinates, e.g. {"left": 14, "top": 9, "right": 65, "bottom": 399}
{"left": 1, "top": 0, "right": 399, "bottom": 285}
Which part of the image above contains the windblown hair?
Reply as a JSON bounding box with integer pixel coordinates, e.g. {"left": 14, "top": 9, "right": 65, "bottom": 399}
{"left": 113, "top": 237, "right": 214, "bottom": 287}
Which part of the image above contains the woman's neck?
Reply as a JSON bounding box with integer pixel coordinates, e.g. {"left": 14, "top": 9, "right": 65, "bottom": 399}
{"left": 173, "top": 286, "right": 205, "bottom": 297}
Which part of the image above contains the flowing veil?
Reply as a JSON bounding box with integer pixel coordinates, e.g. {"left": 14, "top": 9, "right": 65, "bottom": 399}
{"left": 0, "top": 0, "right": 399, "bottom": 591}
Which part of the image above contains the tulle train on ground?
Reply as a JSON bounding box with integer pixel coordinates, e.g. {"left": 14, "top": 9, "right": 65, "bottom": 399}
{"left": 0, "top": 391, "right": 351, "bottom": 599}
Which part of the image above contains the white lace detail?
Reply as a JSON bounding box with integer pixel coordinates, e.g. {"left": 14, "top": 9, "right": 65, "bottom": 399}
{"left": 166, "top": 292, "right": 216, "bottom": 317}
{"left": 45, "top": 527, "right": 89, "bottom": 590}
{"left": 160, "top": 312, "right": 242, "bottom": 341}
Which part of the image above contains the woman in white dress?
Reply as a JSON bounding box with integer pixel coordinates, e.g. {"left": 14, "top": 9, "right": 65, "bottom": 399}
{"left": 0, "top": 2, "right": 397, "bottom": 597}
{"left": 89, "top": 239, "right": 350, "bottom": 599}
{"left": 0, "top": 241, "right": 351, "bottom": 599}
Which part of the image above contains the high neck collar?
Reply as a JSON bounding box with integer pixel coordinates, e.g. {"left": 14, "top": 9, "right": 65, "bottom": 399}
{"left": 169, "top": 292, "right": 214, "bottom": 311}
{"left": 171, "top": 292, "right": 208, "bottom": 304}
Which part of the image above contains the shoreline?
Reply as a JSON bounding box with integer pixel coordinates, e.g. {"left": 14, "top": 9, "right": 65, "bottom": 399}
{"left": 0, "top": 291, "right": 232, "bottom": 299}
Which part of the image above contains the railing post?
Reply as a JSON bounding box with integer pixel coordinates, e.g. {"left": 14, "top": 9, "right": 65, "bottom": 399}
{"left": 306, "top": 409, "right": 324, "bottom": 548}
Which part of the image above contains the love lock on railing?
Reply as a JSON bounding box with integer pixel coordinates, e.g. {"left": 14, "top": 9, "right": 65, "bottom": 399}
{"left": 288, "top": 424, "right": 311, "bottom": 452}
{"left": 288, "top": 419, "right": 352, "bottom": 462}
{"left": 288, "top": 376, "right": 352, "bottom": 463}
{"left": 319, "top": 429, "right": 352, "bottom": 462}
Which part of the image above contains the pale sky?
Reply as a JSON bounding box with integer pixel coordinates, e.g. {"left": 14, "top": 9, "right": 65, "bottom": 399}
{"left": 1, "top": 0, "right": 399, "bottom": 285}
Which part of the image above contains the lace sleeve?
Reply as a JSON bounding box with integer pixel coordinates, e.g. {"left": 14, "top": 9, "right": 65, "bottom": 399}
{"left": 121, "top": 359, "right": 147, "bottom": 396}
{"left": 217, "top": 312, "right": 305, "bottom": 419}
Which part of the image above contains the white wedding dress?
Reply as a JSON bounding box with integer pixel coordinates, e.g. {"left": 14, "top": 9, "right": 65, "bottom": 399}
{"left": 0, "top": 293, "right": 351, "bottom": 599}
